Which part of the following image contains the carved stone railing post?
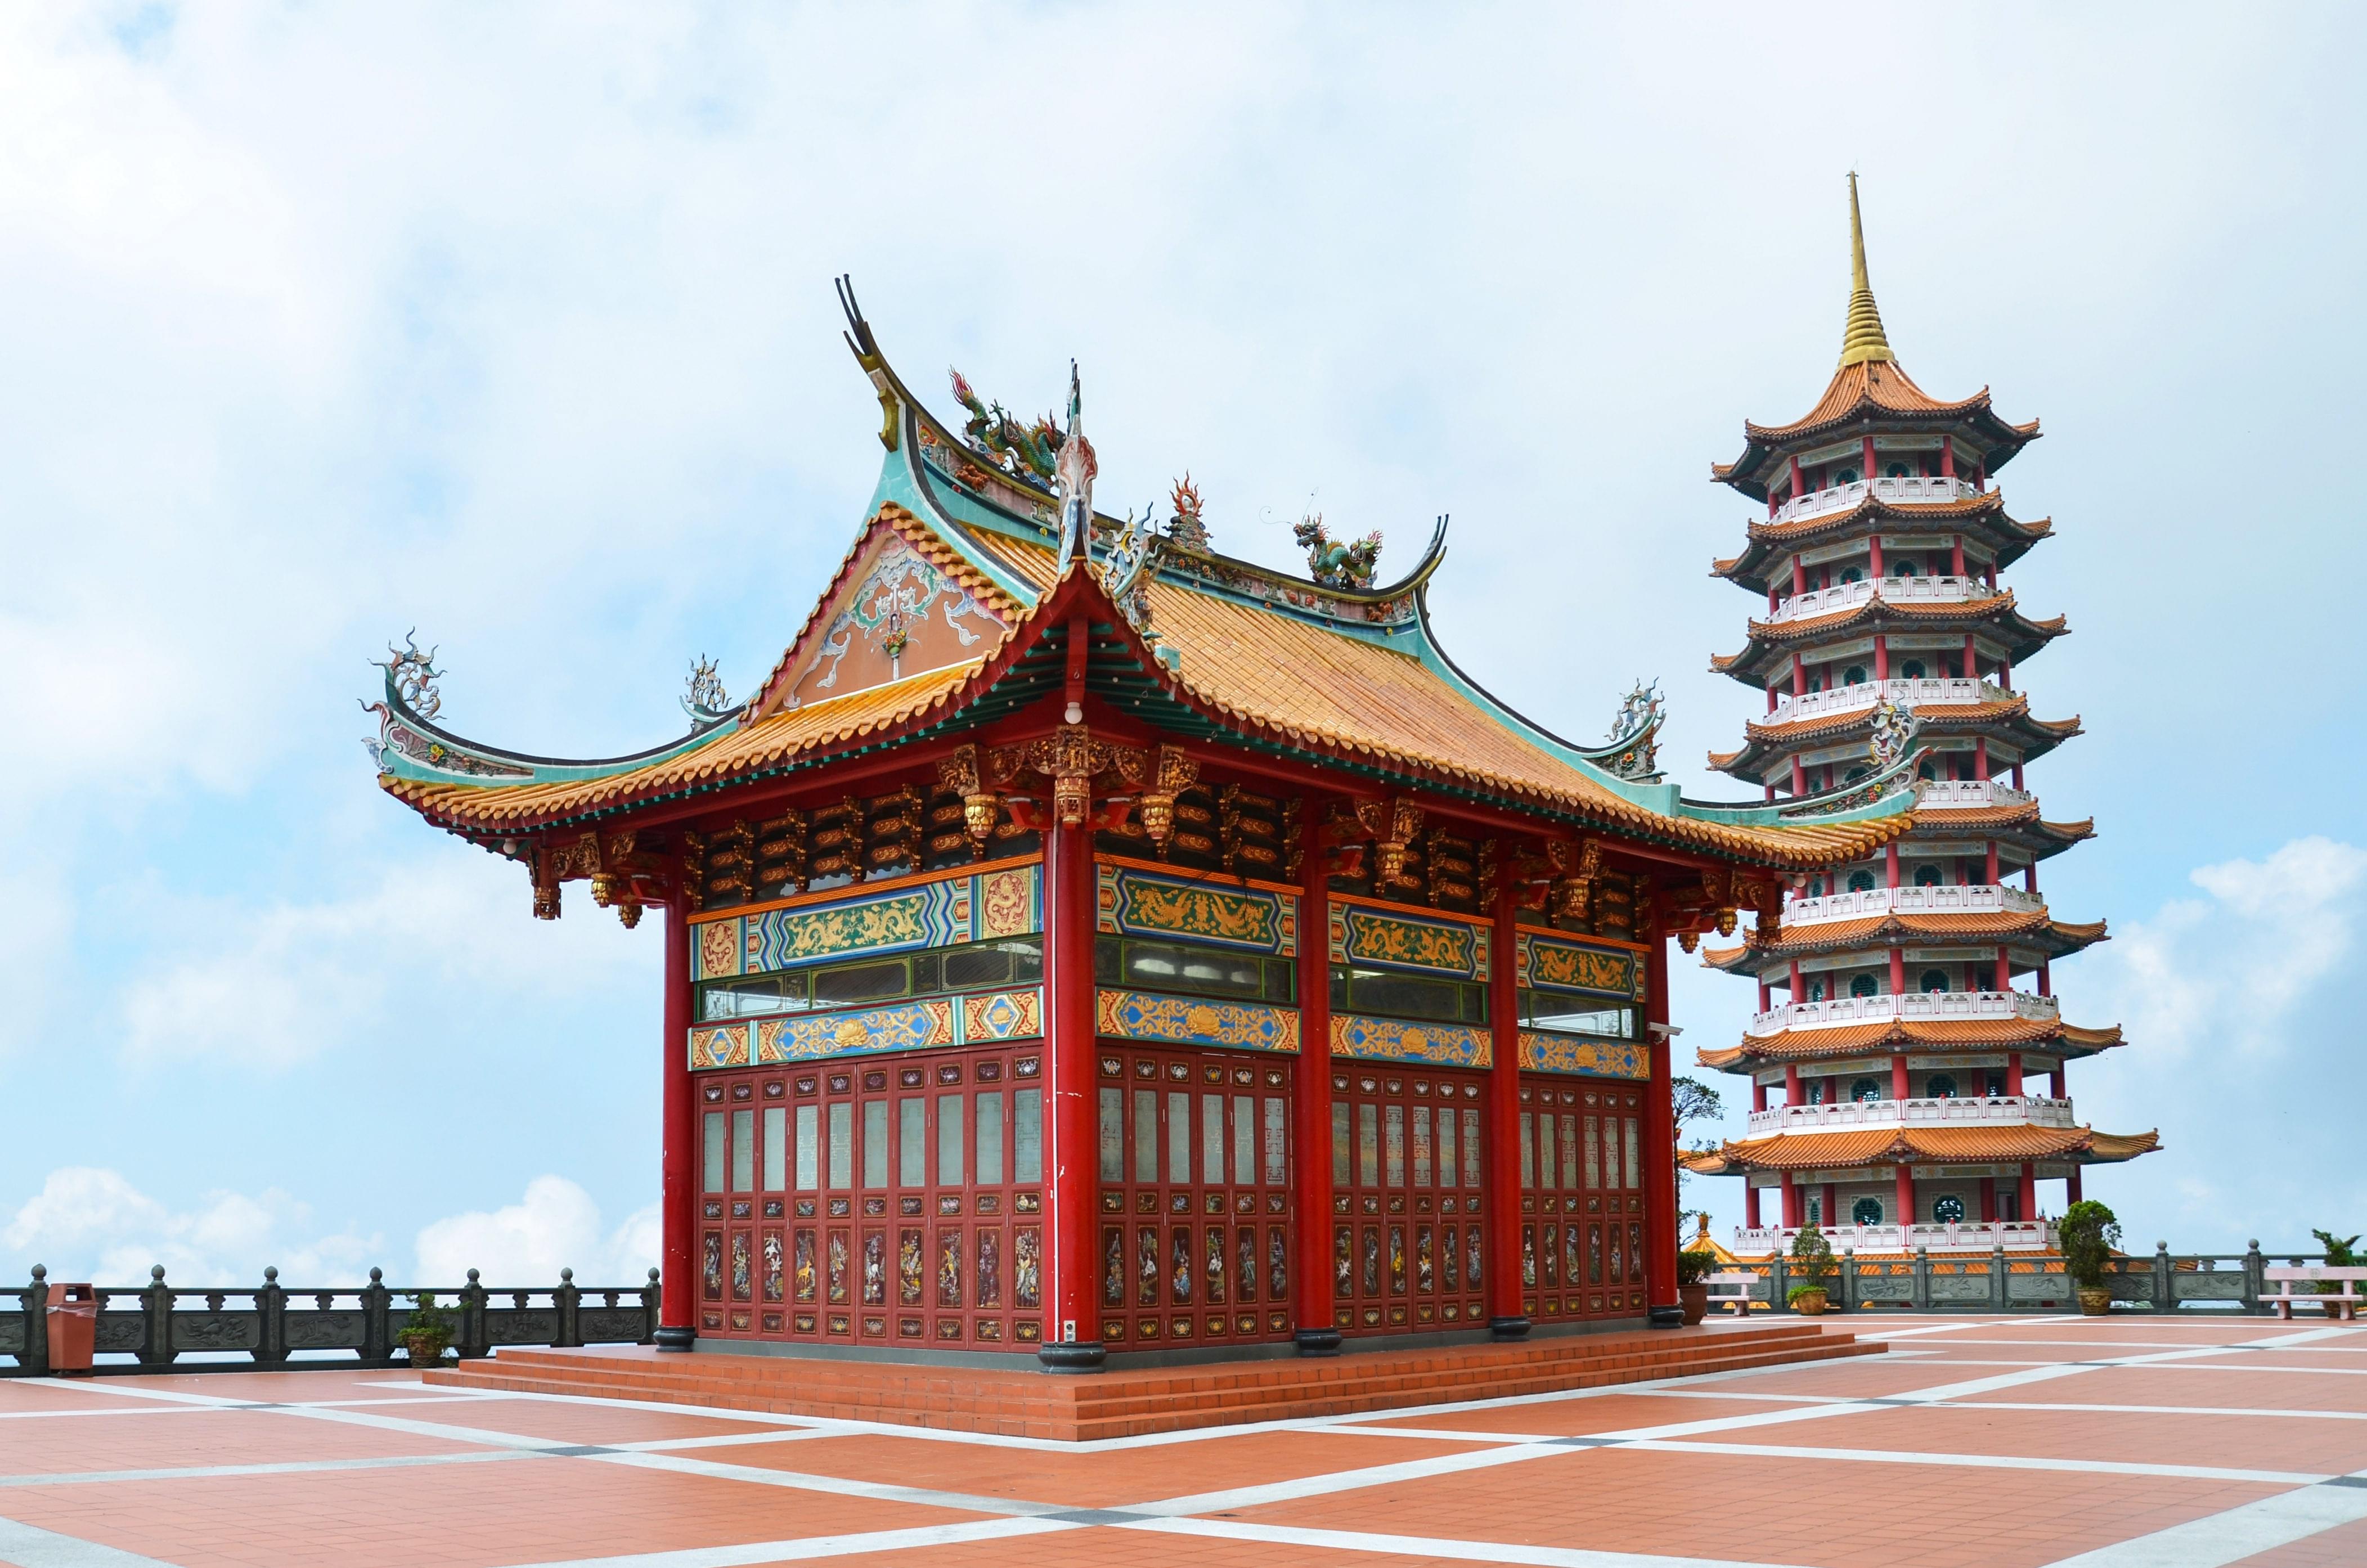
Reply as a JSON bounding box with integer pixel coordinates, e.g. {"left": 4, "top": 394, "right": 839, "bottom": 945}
{"left": 139, "top": 1267, "right": 174, "bottom": 1367}
{"left": 2243, "top": 1240, "right": 2264, "bottom": 1314}
{"left": 1990, "top": 1243, "right": 2008, "bottom": 1311}
{"left": 257, "top": 1266, "right": 288, "bottom": 1367}
{"left": 641, "top": 1268, "right": 661, "bottom": 1343}
{"left": 459, "top": 1270, "right": 489, "bottom": 1359}
{"left": 555, "top": 1269, "right": 582, "bottom": 1349}
{"left": 361, "top": 1268, "right": 392, "bottom": 1363}
{"left": 1838, "top": 1247, "right": 1856, "bottom": 1313}
{"left": 1912, "top": 1246, "right": 1931, "bottom": 1311}
{"left": 19, "top": 1265, "right": 47, "bottom": 1375}
{"left": 1769, "top": 1250, "right": 1789, "bottom": 1314}
{"left": 2153, "top": 1242, "right": 2173, "bottom": 1313}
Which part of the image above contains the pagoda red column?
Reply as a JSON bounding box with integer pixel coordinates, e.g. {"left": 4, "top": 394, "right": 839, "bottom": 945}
{"left": 1486, "top": 885, "right": 1528, "bottom": 1338}
{"left": 1875, "top": 634, "right": 1889, "bottom": 681}
{"left": 1745, "top": 1184, "right": 1761, "bottom": 1228}
{"left": 1293, "top": 820, "right": 1339, "bottom": 1353}
{"left": 1888, "top": 946, "right": 1905, "bottom": 996}
{"left": 1784, "top": 1062, "right": 1799, "bottom": 1104}
{"left": 1644, "top": 926, "right": 1680, "bottom": 1326}
{"left": 2005, "top": 1053, "right": 2024, "bottom": 1095}
{"left": 1890, "top": 1053, "right": 1910, "bottom": 1102}
{"left": 2017, "top": 1161, "right": 2037, "bottom": 1221}
{"left": 1980, "top": 1178, "right": 1997, "bottom": 1223}
{"left": 1951, "top": 534, "right": 1965, "bottom": 577}
{"left": 1039, "top": 623, "right": 1102, "bottom": 1370}
{"left": 655, "top": 897, "right": 696, "bottom": 1350}
{"left": 1781, "top": 1172, "right": 1801, "bottom": 1228}
{"left": 2067, "top": 1167, "right": 2084, "bottom": 1203}
{"left": 1753, "top": 1079, "right": 1768, "bottom": 1112}
{"left": 1894, "top": 1164, "right": 1915, "bottom": 1229}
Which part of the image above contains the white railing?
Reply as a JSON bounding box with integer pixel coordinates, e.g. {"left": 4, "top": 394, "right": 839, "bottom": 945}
{"left": 1915, "top": 779, "right": 2034, "bottom": 810}
{"left": 1770, "top": 475, "right": 1980, "bottom": 525}
{"left": 1768, "top": 676, "right": 2004, "bottom": 727}
{"left": 1782, "top": 883, "right": 2044, "bottom": 928}
{"left": 1745, "top": 989, "right": 2059, "bottom": 1038}
{"left": 1735, "top": 1220, "right": 2057, "bottom": 1255}
{"left": 1766, "top": 574, "right": 1982, "bottom": 626}
{"left": 1746, "top": 1096, "right": 2076, "bottom": 1136}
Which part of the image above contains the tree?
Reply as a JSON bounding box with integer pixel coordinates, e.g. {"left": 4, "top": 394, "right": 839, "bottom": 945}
{"left": 1672, "top": 1075, "right": 1726, "bottom": 1240}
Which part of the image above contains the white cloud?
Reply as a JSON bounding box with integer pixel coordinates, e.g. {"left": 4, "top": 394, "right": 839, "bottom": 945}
{"left": 2096, "top": 836, "right": 2367, "bottom": 1059}
{"left": 415, "top": 1176, "right": 657, "bottom": 1287}
{"left": 3, "top": 1166, "right": 379, "bottom": 1286}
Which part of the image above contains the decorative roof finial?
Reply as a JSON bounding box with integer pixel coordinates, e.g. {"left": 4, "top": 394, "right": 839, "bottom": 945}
{"left": 1838, "top": 172, "right": 1896, "bottom": 368}
{"left": 1053, "top": 359, "right": 1098, "bottom": 579}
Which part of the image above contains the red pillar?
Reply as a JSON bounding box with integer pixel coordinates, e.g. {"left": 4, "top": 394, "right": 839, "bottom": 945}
{"left": 1886, "top": 842, "right": 1899, "bottom": 889}
{"left": 1753, "top": 1079, "right": 1768, "bottom": 1112}
{"left": 1890, "top": 1053, "right": 1910, "bottom": 1102}
{"left": 2051, "top": 1066, "right": 2065, "bottom": 1099}
{"left": 2012, "top": 763, "right": 2025, "bottom": 790}
{"left": 1861, "top": 434, "right": 1877, "bottom": 479}
{"left": 1745, "top": 1184, "right": 1762, "bottom": 1228}
{"left": 2017, "top": 1161, "right": 2037, "bottom": 1221}
{"left": 1789, "top": 452, "right": 1805, "bottom": 500}
{"left": 1784, "top": 1062, "right": 1800, "bottom": 1104}
{"left": 1039, "top": 624, "right": 1102, "bottom": 1369}
{"left": 655, "top": 898, "right": 696, "bottom": 1350}
{"left": 1875, "top": 634, "right": 1889, "bottom": 681}
{"left": 1979, "top": 1178, "right": 1996, "bottom": 1223}
{"left": 1940, "top": 441, "right": 1956, "bottom": 480}
{"left": 2027, "top": 861, "right": 2040, "bottom": 893}
{"left": 1781, "top": 1172, "right": 1801, "bottom": 1228}
{"left": 1998, "top": 657, "right": 2011, "bottom": 691}
{"left": 1487, "top": 883, "right": 1528, "bottom": 1337}
{"left": 1789, "top": 959, "right": 1803, "bottom": 1000}
{"left": 1792, "top": 556, "right": 1808, "bottom": 597}
{"left": 1963, "top": 632, "right": 1977, "bottom": 680}
{"left": 2067, "top": 1168, "right": 2084, "bottom": 1204}
{"left": 1984, "top": 840, "right": 1999, "bottom": 885}
{"left": 1896, "top": 1164, "right": 1915, "bottom": 1229}
{"left": 1644, "top": 922, "right": 1681, "bottom": 1326}
{"left": 1293, "top": 810, "right": 1338, "bottom": 1353}
{"left": 1993, "top": 945, "right": 2010, "bottom": 991}
{"left": 1951, "top": 534, "right": 1965, "bottom": 577}
{"left": 1822, "top": 1181, "right": 1838, "bottom": 1226}
{"left": 1975, "top": 739, "right": 1989, "bottom": 781}
{"left": 1869, "top": 534, "right": 1885, "bottom": 576}
{"left": 1791, "top": 756, "right": 1807, "bottom": 797}
{"left": 1888, "top": 945, "right": 1905, "bottom": 997}
{"left": 2005, "top": 1052, "right": 2024, "bottom": 1095}
{"left": 2038, "top": 960, "right": 2051, "bottom": 996}
{"left": 1791, "top": 652, "right": 1805, "bottom": 695}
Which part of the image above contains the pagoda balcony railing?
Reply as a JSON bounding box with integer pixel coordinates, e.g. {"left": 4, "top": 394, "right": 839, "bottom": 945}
{"left": 1732, "top": 1219, "right": 2058, "bottom": 1255}
{"left": 1768, "top": 676, "right": 2004, "bottom": 727}
{"left": 1782, "top": 883, "right": 2044, "bottom": 928}
{"left": 1771, "top": 474, "right": 1982, "bottom": 526}
{"left": 1766, "top": 574, "right": 1982, "bottom": 625}
{"left": 1915, "top": 779, "right": 2035, "bottom": 810}
{"left": 1745, "top": 989, "right": 2059, "bottom": 1038}
{"left": 1745, "top": 1095, "right": 2076, "bottom": 1136}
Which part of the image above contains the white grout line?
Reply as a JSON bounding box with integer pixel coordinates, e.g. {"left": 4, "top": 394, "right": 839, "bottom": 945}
{"left": 1623, "top": 1438, "right": 2328, "bottom": 1486}
{"left": 0, "top": 1515, "right": 183, "bottom": 1567}
{"left": 0, "top": 1451, "right": 540, "bottom": 1488}
{"left": 1122, "top": 1515, "right": 1815, "bottom": 1567}
{"left": 491, "top": 1516, "right": 1082, "bottom": 1568}
{"left": 2037, "top": 1472, "right": 2367, "bottom": 1567}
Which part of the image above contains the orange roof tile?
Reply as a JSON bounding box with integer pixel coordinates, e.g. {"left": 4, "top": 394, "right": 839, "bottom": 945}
{"left": 1687, "top": 1122, "right": 2158, "bottom": 1174}
{"left": 1742, "top": 360, "right": 2034, "bottom": 445}
{"left": 1695, "top": 1017, "right": 2124, "bottom": 1069}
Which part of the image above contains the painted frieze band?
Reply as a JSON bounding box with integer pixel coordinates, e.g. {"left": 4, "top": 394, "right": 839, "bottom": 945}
{"left": 692, "top": 861, "right": 1041, "bottom": 982}
{"left": 1517, "top": 1032, "right": 1649, "bottom": 1080}
{"left": 1093, "top": 989, "right": 1300, "bottom": 1054}
{"left": 1514, "top": 928, "right": 1646, "bottom": 1001}
{"left": 1095, "top": 859, "right": 1298, "bottom": 956}
{"left": 1328, "top": 896, "right": 1490, "bottom": 980}
{"left": 687, "top": 987, "right": 1043, "bottom": 1070}
{"left": 1329, "top": 1013, "right": 1492, "bottom": 1069}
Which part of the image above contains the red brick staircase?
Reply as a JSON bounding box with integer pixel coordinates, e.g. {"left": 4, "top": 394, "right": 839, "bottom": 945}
{"left": 424, "top": 1320, "right": 1876, "bottom": 1441}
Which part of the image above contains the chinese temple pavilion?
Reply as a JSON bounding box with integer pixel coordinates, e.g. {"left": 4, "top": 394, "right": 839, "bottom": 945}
{"left": 372, "top": 281, "right": 1915, "bottom": 1368}
{"left": 1682, "top": 179, "right": 2158, "bottom": 1257}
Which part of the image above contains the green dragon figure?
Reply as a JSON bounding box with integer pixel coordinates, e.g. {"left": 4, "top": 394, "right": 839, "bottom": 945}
{"left": 1293, "top": 514, "right": 1384, "bottom": 588}
{"left": 948, "top": 367, "right": 1064, "bottom": 487}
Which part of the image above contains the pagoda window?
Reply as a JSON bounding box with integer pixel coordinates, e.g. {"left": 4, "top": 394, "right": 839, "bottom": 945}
{"left": 1519, "top": 987, "right": 1639, "bottom": 1039}
{"left": 1848, "top": 975, "right": 1878, "bottom": 999}
{"left": 1899, "top": 659, "right": 1926, "bottom": 680}
{"left": 1838, "top": 566, "right": 1864, "bottom": 585}
{"left": 1844, "top": 766, "right": 1868, "bottom": 784}
{"left": 1105, "top": 937, "right": 1294, "bottom": 1005}
{"left": 1807, "top": 875, "right": 1826, "bottom": 897}
{"left": 1916, "top": 761, "right": 1937, "bottom": 781}
{"left": 1984, "top": 1070, "right": 2007, "bottom": 1097}
{"left": 1331, "top": 965, "right": 1485, "bottom": 1026}
{"left": 1932, "top": 1194, "right": 1966, "bottom": 1224}
{"left": 1843, "top": 665, "right": 1869, "bottom": 686}
{"left": 1851, "top": 1197, "right": 1884, "bottom": 1225}
{"left": 1919, "top": 970, "right": 1950, "bottom": 994}
{"left": 697, "top": 935, "right": 1047, "bottom": 1022}
{"left": 1913, "top": 865, "right": 1942, "bottom": 887}
{"left": 1807, "top": 979, "right": 1827, "bottom": 1002}
{"left": 1806, "top": 1080, "right": 1827, "bottom": 1105}
{"left": 1927, "top": 1073, "right": 1959, "bottom": 1098}
{"left": 1832, "top": 465, "right": 1861, "bottom": 486}
{"left": 1890, "top": 559, "right": 1919, "bottom": 578}
{"left": 1850, "top": 1077, "right": 1883, "bottom": 1103}
{"left": 1884, "top": 461, "right": 1914, "bottom": 479}
{"left": 1846, "top": 870, "right": 1875, "bottom": 893}
{"left": 1804, "top": 1195, "right": 1823, "bottom": 1225}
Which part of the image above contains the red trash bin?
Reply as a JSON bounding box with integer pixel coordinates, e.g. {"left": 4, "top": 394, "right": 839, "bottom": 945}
{"left": 46, "top": 1284, "right": 97, "bottom": 1375}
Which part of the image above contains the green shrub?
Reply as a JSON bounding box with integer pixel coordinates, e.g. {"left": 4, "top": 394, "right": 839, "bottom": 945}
{"left": 2312, "top": 1229, "right": 2361, "bottom": 1294}
{"left": 1787, "top": 1222, "right": 1835, "bottom": 1288}
{"left": 2058, "top": 1200, "right": 2122, "bottom": 1290}
{"left": 1785, "top": 1283, "right": 1828, "bottom": 1306}
{"left": 400, "top": 1291, "right": 457, "bottom": 1362}
{"left": 1676, "top": 1249, "right": 1718, "bottom": 1288}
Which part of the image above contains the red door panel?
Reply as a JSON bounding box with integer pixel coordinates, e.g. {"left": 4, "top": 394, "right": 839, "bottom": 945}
{"left": 1521, "top": 1075, "right": 1647, "bottom": 1322}
{"left": 1331, "top": 1066, "right": 1488, "bottom": 1336}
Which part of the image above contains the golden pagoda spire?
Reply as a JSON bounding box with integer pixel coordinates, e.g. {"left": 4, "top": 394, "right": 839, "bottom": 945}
{"left": 1838, "top": 172, "right": 1895, "bottom": 367}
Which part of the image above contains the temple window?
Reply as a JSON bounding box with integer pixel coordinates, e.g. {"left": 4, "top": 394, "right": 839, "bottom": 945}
{"left": 1110, "top": 937, "right": 1295, "bottom": 1004}
{"left": 1807, "top": 979, "right": 1828, "bottom": 1001}
{"left": 1331, "top": 965, "right": 1485, "bottom": 1025}
{"left": 1899, "top": 659, "right": 1925, "bottom": 679}
{"left": 1849, "top": 975, "right": 1878, "bottom": 999}
{"left": 1805, "top": 1195, "right": 1823, "bottom": 1225}
{"left": 1519, "top": 987, "right": 1639, "bottom": 1039}
{"left": 1832, "top": 465, "right": 1861, "bottom": 486}
{"left": 1850, "top": 1077, "right": 1882, "bottom": 1103}
{"left": 1933, "top": 1194, "right": 1966, "bottom": 1223}
{"left": 1851, "top": 1196, "right": 1884, "bottom": 1225}
{"left": 699, "top": 936, "right": 1047, "bottom": 1022}
{"left": 1920, "top": 970, "right": 1950, "bottom": 994}
{"left": 1890, "top": 559, "right": 1919, "bottom": 577}
{"left": 1838, "top": 566, "right": 1863, "bottom": 585}
{"left": 1847, "top": 870, "right": 1875, "bottom": 893}
{"left": 1807, "top": 1080, "right": 1827, "bottom": 1104}
{"left": 1844, "top": 765, "right": 1869, "bottom": 783}
{"left": 1927, "top": 1073, "right": 1958, "bottom": 1098}
{"left": 1807, "top": 875, "right": 1826, "bottom": 897}
{"left": 1884, "top": 461, "right": 1914, "bottom": 478}
{"left": 1984, "top": 1070, "right": 2007, "bottom": 1097}
{"left": 1916, "top": 761, "right": 1937, "bottom": 781}
{"left": 1914, "top": 865, "right": 1942, "bottom": 887}
{"left": 1843, "top": 664, "right": 1869, "bottom": 685}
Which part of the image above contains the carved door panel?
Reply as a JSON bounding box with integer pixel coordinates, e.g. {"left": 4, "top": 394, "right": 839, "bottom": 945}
{"left": 1522, "top": 1076, "right": 1647, "bottom": 1322}
{"left": 1330, "top": 1067, "right": 1487, "bottom": 1336}
{"left": 1094, "top": 1045, "right": 1293, "bottom": 1351}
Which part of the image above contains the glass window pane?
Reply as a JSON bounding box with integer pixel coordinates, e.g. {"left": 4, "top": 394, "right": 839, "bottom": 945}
{"left": 828, "top": 1103, "right": 852, "bottom": 1189}
{"left": 898, "top": 1099, "right": 925, "bottom": 1187}
{"left": 1462, "top": 1108, "right": 1481, "bottom": 1188}
{"left": 1437, "top": 1103, "right": 1457, "bottom": 1188}
{"left": 1015, "top": 1087, "right": 1044, "bottom": 1183}
{"left": 977, "top": 1091, "right": 1005, "bottom": 1187}
{"left": 1264, "top": 1097, "right": 1287, "bottom": 1185}
{"left": 796, "top": 1105, "right": 820, "bottom": 1191}
{"left": 863, "top": 1102, "right": 888, "bottom": 1188}
{"left": 812, "top": 958, "right": 909, "bottom": 1007}
{"left": 937, "top": 1094, "right": 965, "bottom": 1187}
{"left": 1167, "top": 1091, "right": 1192, "bottom": 1184}
{"left": 1584, "top": 1116, "right": 1601, "bottom": 1191}
{"left": 702, "top": 1111, "right": 725, "bottom": 1194}
{"left": 1624, "top": 1117, "right": 1641, "bottom": 1190}
{"left": 1537, "top": 1112, "right": 1556, "bottom": 1190}
{"left": 1384, "top": 1104, "right": 1405, "bottom": 1187}
{"left": 731, "top": 1110, "right": 755, "bottom": 1192}
{"left": 1202, "top": 1094, "right": 1225, "bottom": 1185}
{"left": 763, "top": 1107, "right": 787, "bottom": 1191}
{"left": 1331, "top": 1101, "right": 1351, "bottom": 1187}
{"left": 1233, "top": 1095, "right": 1255, "bottom": 1186}
{"left": 1560, "top": 1114, "right": 1579, "bottom": 1191}
{"left": 1098, "top": 1087, "right": 1124, "bottom": 1182}
{"left": 1134, "top": 1089, "right": 1159, "bottom": 1183}
{"left": 1520, "top": 1112, "right": 1535, "bottom": 1190}
{"left": 1358, "top": 1103, "right": 1380, "bottom": 1187}
{"left": 1412, "top": 1106, "right": 1432, "bottom": 1188}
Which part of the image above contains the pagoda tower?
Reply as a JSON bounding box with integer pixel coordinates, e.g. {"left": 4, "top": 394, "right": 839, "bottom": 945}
{"left": 1683, "top": 177, "right": 2158, "bottom": 1255}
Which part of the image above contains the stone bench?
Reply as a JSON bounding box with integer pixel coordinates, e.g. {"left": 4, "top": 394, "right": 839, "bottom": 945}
{"left": 1704, "top": 1271, "right": 1759, "bottom": 1315}
{"left": 2263, "top": 1265, "right": 2366, "bottom": 1320}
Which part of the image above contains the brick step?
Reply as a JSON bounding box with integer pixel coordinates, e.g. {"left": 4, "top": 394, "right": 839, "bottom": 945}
{"left": 425, "top": 1323, "right": 1874, "bottom": 1440}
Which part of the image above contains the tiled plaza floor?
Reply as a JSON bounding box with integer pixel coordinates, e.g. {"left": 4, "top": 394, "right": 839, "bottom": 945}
{"left": 3, "top": 1313, "right": 2364, "bottom": 1567}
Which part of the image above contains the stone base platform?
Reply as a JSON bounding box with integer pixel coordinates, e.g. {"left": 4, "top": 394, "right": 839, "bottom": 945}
{"left": 422, "top": 1319, "right": 1878, "bottom": 1441}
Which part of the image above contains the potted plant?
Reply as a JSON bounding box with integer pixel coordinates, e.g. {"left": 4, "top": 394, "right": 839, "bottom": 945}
{"left": 2312, "top": 1230, "right": 2360, "bottom": 1318}
{"left": 1677, "top": 1248, "right": 1717, "bottom": 1324}
{"left": 1786, "top": 1223, "right": 1835, "bottom": 1316}
{"left": 399, "top": 1291, "right": 457, "bottom": 1369}
{"left": 2059, "top": 1199, "right": 2121, "bottom": 1315}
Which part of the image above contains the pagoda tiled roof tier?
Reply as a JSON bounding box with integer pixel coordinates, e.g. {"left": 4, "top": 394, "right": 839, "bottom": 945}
{"left": 1710, "top": 491, "right": 2053, "bottom": 596}
{"left": 1712, "top": 358, "right": 2041, "bottom": 493}
{"left": 1682, "top": 1123, "right": 2159, "bottom": 1176}
{"left": 1708, "top": 696, "right": 2081, "bottom": 783}
{"left": 374, "top": 291, "right": 1917, "bottom": 871}
{"left": 1712, "top": 591, "right": 2068, "bottom": 686}
{"left": 1701, "top": 908, "right": 2109, "bottom": 968}
{"left": 1696, "top": 1017, "right": 2125, "bottom": 1072}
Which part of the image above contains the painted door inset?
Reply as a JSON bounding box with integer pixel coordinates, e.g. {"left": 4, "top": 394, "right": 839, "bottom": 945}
{"left": 1520, "top": 1076, "right": 1646, "bottom": 1322}
{"left": 1330, "top": 1067, "right": 1488, "bottom": 1336}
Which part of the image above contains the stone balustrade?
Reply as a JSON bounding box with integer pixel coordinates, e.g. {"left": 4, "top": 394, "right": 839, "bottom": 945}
{"left": 1745, "top": 1095, "right": 2075, "bottom": 1136}
{"left": 1768, "top": 676, "right": 2004, "bottom": 727}
{"left": 1769, "top": 474, "right": 1981, "bottom": 525}
{"left": 1766, "top": 573, "right": 1982, "bottom": 625}
{"left": 1914, "top": 779, "right": 2035, "bottom": 810}
{"left": 1782, "top": 883, "right": 2044, "bottom": 928}
{"left": 1745, "top": 989, "right": 2059, "bottom": 1038}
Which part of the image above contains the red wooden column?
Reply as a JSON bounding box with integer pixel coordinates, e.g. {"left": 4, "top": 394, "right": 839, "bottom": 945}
{"left": 1643, "top": 918, "right": 1680, "bottom": 1327}
{"left": 1485, "top": 883, "right": 1529, "bottom": 1339}
{"left": 2017, "top": 1161, "right": 2038, "bottom": 1221}
{"left": 1781, "top": 1172, "right": 1801, "bottom": 1228}
{"left": 1039, "top": 621, "right": 1103, "bottom": 1371}
{"left": 1292, "top": 814, "right": 1339, "bottom": 1354}
{"left": 1745, "top": 1184, "right": 1761, "bottom": 1228}
{"left": 655, "top": 898, "right": 697, "bottom": 1350}
{"left": 1894, "top": 1164, "right": 1916, "bottom": 1229}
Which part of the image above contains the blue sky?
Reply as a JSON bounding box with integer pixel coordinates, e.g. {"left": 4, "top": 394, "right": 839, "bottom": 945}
{"left": 3, "top": 3, "right": 2361, "bottom": 1290}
